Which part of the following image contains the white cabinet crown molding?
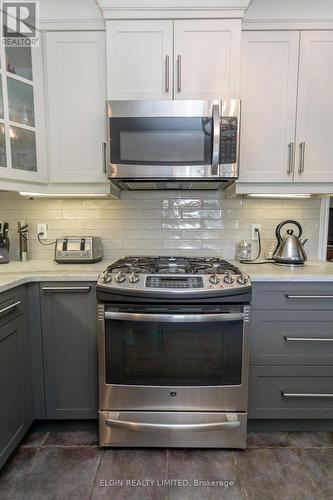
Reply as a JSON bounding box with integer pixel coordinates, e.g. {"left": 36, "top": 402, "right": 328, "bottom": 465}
{"left": 242, "top": 20, "right": 333, "bottom": 31}
{"left": 97, "top": 0, "right": 251, "bottom": 19}
{"left": 40, "top": 20, "right": 106, "bottom": 31}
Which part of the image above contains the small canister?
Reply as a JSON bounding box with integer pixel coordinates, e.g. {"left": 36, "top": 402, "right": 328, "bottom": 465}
{"left": 236, "top": 240, "right": 251, "bottom": 261}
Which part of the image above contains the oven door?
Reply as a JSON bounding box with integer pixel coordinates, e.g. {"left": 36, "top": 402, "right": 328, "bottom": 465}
{"left": 108, "top": 100, "right": 221, "bottom": 179}
{"left": 98, "top": 304, "right": 250, "bottom": 412}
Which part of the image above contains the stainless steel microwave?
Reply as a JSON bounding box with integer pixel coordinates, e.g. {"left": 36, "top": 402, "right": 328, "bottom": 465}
{"left": 107, "top": 99, "right": 240, "bottom": 191}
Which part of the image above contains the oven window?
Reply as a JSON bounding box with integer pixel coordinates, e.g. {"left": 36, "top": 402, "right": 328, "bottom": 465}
{"left": 110, "top": 117, "right": 212, "bottom": 166}
{"left": 104, "top": 319, "right": 243, "bottom": 386}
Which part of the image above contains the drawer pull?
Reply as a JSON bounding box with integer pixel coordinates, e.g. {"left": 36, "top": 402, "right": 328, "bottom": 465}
{"left": 105, "top": 412, "right": 240, "bottom": 432}
{"left": 0, "top": 300, "right": 21, "bottom": 317}
{"left": 281, "top": 390, "right": 333, "bottom": 398}
{"left": 284, "top": 336, "right": 333, "bottom": 342}
{"left": 42, "top": 286, "right": 91, "bottom": 293}
{"left": 286, "top": 295, "right": 333, "bottom": 299}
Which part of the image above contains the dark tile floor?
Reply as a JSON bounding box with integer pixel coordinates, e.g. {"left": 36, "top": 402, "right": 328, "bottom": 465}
{"left": 0, "top": 430, "right": 332, "bottom": 499}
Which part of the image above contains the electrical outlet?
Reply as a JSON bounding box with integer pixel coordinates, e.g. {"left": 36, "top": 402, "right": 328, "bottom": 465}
{"left": 37, "top": 223, "right": 48, "bottom": 240}
{"left": 251, "top": 224, "right": 262, "bottom": 240}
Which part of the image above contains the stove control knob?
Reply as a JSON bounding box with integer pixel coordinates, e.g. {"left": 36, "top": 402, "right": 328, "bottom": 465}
{"left": 237, "top": 274, "right": 249, "bottom": 285}
{"left": 115, "top": 272, "right": 126, "bottom": 283}
{"left": 209, "top": 274, "right": 220, "bottom": 284}
{"left": 102, "top": 272, "right": 112, "bottom": 283}
{"left": 223, "top": 272, "right": 234, "bottom": 284}
{"left": 128, "top": 272, "right": 140, "bottom": 284}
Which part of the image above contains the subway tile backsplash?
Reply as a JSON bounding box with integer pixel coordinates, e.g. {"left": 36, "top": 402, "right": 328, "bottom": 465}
{"left": 0, "top": 191, "right": 321, "bottom": 261}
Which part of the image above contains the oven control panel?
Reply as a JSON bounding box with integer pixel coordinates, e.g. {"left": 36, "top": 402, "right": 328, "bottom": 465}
{"left": 145, "top": 276, "right": 203, "bottom": 289}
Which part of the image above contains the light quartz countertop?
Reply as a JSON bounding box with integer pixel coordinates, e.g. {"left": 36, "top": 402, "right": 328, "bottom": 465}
{"left": 0, "top": 259, "right": 333, "bottom": 293}
{"left": 237, "top": 260, "right": 333, "bottom": 282}
{"left": 0, "top": 260, "right": 106, "bottom": 293}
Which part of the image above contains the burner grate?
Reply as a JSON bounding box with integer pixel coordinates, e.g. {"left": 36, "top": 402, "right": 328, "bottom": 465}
{"left": 106, "top": 256, "right": 242, "bottom": 275}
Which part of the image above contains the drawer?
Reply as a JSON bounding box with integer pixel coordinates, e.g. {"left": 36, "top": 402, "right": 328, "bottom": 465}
{"left": 251, "top": 310, "right": 333, "bottom": 365}
{"left": 0, "top": 287, "right": 25, "bottom": 327}
{"left": 249, "top": 366, "right": 333, "bottom": 419}
{"left": 252, "top": 282, "right": 333, "bottom": 310}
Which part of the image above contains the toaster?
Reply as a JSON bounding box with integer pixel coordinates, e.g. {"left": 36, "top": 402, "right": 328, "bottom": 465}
{"left": 54, "top": 236, "right": 103, "bottom": 263}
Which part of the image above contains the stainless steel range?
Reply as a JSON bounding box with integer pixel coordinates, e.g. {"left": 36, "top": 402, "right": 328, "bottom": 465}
{"left": 97, "top": 256, "right": 251, "bottom": 449}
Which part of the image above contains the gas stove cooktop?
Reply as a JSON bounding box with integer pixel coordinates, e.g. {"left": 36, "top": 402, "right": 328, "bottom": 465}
{"left": 97, "top": 256, "right": 250, "bottom": 293}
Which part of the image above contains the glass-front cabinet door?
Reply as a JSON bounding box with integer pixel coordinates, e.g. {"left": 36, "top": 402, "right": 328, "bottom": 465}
{"left": 0, "top": 45, "right": 47, "bottom": 183}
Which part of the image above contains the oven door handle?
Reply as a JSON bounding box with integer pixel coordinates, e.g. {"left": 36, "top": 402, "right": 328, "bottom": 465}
{"left": 104, "top": 311, "right": 244, "bottom": 322}
{"left": 105, "top": 413, "right": 240, "bottom": 432}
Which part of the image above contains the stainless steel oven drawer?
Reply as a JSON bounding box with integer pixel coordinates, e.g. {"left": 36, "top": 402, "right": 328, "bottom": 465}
{"left": 99, "top": 411, "right": 247, "bottom": 448}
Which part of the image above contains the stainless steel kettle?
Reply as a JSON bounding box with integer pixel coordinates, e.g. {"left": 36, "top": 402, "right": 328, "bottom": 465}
{"left": 273, "top": 220, "right": 307, "bottom": 265}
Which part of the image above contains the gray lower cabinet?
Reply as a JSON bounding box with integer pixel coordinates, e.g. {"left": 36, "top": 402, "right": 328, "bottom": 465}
{"left": 249, "top": 366, "right": 333, "bottom": 419}
{"left": 40, "top": 283, "right": 98, "bottom": 419}
{"left": 249, "top": 282, "right": 333, "bottom": 419}
{"left": 0, "top": 288, "right": 33, "bottom": 468}
{"left": 250, "top": 309, "right": 333, "bottom": 366}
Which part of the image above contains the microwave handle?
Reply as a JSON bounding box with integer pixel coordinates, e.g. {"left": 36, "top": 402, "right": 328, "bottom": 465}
{"left": 211, "top": 104, "right": 220, "bottom": 176}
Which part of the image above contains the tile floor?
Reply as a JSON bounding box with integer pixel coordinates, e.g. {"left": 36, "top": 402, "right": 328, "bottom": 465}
{"left": 0, "top": 430, "right": 332, "bottom": 499}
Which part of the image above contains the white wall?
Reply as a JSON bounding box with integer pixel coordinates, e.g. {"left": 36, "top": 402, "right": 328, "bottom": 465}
{"left": 39, "top": 0, "right": 102, "bottom": 22}
{"left": 245, "top": 0, "right": 333, "bottom": 21}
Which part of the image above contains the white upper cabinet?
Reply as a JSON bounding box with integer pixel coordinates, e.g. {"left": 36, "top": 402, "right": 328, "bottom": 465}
{"left": 106, "top": 20, "right": 173, "bottom": 100}
{"left": 239, "top": 31, "right": 299, "bottom": 183}
{"left": 173, "top": 19, "right": 241, "bottom": 99}
{"left": 44, "top": 31, "right": 107, "bottom": 184}
{"left": 239, "top": 29, "right": 333, "bottom": 190}
{"left": 0, "top": 45, "right": 47, "bottom": 184}
{"left": 106, "top": 19, "right": 241, "bottom": 100}
{"left": 295, "top": 31, "right": 333, "bottom": 183}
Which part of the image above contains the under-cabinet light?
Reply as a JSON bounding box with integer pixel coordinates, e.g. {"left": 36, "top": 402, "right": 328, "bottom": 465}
{"left": 247, "top": 194, "right": 311, "bottom": 199}
{"left": 19, "top": 192, "right": 109, "bottom": 198}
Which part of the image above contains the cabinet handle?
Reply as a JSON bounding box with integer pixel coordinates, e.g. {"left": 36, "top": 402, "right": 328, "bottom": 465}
{"left": 0, "top": 300, "right": 21, "bottom": 317}
{"left": 177, "top": 55, "right": 182, "bottom": 92}
{"left": 42, "top": 286, "right": 91, "bottom": 293}
{"left": 286, "top": 295, "right": 333, "bottom": 299}
{"left": 165, "top": 55, "right": 170, "bottom": 93}
{"left": 287, "top": 142, "right": 294, "bottom": 175}
{"left": 298, "top": 141, "right": 305, "bottom": 173}
{"left": 281, "top": 390, "right": 333, "bottom": 398}
{"left": 284, "top": 336, "right": 333, "bottom": 342}
{"left": 102, "top": 142, "right": 107, "bottom": 173}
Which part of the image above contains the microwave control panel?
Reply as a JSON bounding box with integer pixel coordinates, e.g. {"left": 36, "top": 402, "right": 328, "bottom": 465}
{"left": 219, "top": 117, "right": 238, "bottom": 164}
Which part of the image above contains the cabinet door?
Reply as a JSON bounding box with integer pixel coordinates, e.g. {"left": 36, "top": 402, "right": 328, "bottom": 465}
{"left": 295, "top": 31, "right": 333, "bottom": 183}
{"left": 0, "top": 315, "right": 32, "bottom": 469}
{"left": 106, "top": 20, "right": 173, "bottom": 100}
{"left": 44, "top": 32, "right": 107, "bottom": 183}
{"left": 0, "top": 45, "right": 47, "bottom": 184}
{"left": 173, "top": 19, "right": 241, "bottom": 99}
{"left": 40, "top": 284, "right": 98, "bottom": 419}
{"left": 239, "top": 31, "right": 299, "bottom": 183}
